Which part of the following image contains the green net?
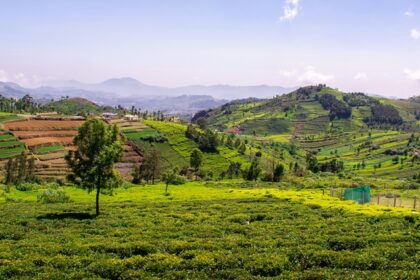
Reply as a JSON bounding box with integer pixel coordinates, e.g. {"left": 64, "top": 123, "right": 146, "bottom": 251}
{"left": 344, "top": 186, "right": 371, "bottom": 204}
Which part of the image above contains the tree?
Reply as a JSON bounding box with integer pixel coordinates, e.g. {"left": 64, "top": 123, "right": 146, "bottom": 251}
{"left": 66, "top": 119, "right": 124, "bottom": 216}
{"left": 244, "top": 157, "right": 261, "bottom": 181}
{"left": 196, "top": 117, "right": 208, "bottom": 130}
{"left": 190, "top": 149, "right": 203, "bottom": 171}
{"left": 238, "top": 143, "right": 246, "bottom": 154}
{"left": 273, "top": 164, "right": 285, "bottom": 182}
{"left": 4, "top": 158, "right": 16, "bottom": 185}
{"left": 132, "top": 149, "right": 161, "bottom": 184}
{"left": 162, "top": 168, "right": 178, "bottom": 194}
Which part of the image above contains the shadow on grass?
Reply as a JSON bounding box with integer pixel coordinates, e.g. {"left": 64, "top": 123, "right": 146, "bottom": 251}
{"left": 37, "top": 212, "right": 95, "bottom": 220}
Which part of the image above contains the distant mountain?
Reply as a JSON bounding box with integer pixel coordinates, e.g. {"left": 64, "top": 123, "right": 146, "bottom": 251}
{"left": 43, "top": 77, "right": 294, "bottom": 99}
{"left": 0, "top": 78, "right": 296, "bottom": 114}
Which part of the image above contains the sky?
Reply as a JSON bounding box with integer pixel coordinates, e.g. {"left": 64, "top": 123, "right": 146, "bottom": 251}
{"left": 0, "top": 0, "right": 419, "bottom": 97}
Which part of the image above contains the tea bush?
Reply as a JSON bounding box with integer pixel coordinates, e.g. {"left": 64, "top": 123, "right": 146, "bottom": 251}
{"left": 37, "top": 188, "right": 71, "bottom": 203}
{"left": 0, "top": 195, "right": 418, "bottom": 279}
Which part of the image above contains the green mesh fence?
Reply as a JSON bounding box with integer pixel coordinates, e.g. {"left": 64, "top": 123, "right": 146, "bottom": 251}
{"left": 344, "top": 186, "right": 371, "bottom": 204}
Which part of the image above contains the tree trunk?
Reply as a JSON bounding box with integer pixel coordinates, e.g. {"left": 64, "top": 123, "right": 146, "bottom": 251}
{"left": 165, "top": 183, "right": 169, "bottom": 193}
{"left": 96, "top": 187, "right": 100, "bottom": 216}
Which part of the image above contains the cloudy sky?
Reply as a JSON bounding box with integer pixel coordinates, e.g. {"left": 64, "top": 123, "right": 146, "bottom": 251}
{"left": 0, "top": 0, "right": 419, "bottom": 97}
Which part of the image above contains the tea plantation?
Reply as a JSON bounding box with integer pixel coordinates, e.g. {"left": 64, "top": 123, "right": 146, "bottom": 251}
{"left": 0, "top": 182, "right": 418, "bottom": 279}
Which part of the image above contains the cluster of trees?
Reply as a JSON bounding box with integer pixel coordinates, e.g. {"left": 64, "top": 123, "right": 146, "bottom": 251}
{"left": 3, "top": 152, "right": 36, "bottom": 186}
{"left": 219, "top": 157, "right": 285, "bottom": 182}
{"left": 294, "top": 84, "right": 327, "bottom": 100}
{"left": 306, "top": 153, "right": 344, "bottom": 173}
{"left": 318, "top": 94, "right": 352, "bottom": 120}
{"left": 185, "top": 125, "right": 219, "bottom": 153}
{"left": 0, "top": 94, "right": 39, "bottom": 113}
{"left": 364, "top": 104, "right": 403, "bottom": 125}
{"left": 343, "top": 92, "right": 379, "bottom": 107}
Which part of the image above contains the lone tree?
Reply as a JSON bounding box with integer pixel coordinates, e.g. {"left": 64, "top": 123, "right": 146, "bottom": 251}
{"left": 66, "top": 118, "right": 124, "bottom": 216}
{"left": 132, "top": 149, "right": 161, "bottom": 184}
{"left": 190, "top": 148, "right": 203, "bottom": 171}
{"left": 162, "top": 167, "right": 179, "bottom": 194}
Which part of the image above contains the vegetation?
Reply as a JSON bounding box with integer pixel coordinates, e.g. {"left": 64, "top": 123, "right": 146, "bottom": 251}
{"left": 132, "top": 149, "right": 162, "bottom": 184}
{"left": 0, "top": 86, "right": 419, "bottom": 278}
{"left": 0, "top": 182, "right": 417, "bottom": 279}
{"left": 65, "top": 119, "right": 124, "bottom": 215}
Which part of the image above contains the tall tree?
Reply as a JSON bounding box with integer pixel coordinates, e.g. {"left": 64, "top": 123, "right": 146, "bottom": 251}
{"left": 190, "top": 148, "right": 203, "bottom": 171}
{"left": 132, "top": 149, "right": 161, "bottom": 184}
{"left": 66, "top": 119, "right": 124, "bottom": 216}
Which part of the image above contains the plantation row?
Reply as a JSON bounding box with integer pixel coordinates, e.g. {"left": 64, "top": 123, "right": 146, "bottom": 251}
{"left": 0, "top": 186, "right": 418, "bottom": 279}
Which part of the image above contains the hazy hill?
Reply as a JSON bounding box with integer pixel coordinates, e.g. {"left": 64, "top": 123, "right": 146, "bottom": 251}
{"left": 0, "top": 79, "right": 294, "bottom": 114}
{"left": 43, "top": 97, "right": 101, "bottom": 115}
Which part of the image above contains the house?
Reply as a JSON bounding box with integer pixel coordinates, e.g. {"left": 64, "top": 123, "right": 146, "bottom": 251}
{"left": 101, "top": 112, "right": 119, "bottom": 120}
{"left": 124, "top": 114, "right": 139, "bottom": 121}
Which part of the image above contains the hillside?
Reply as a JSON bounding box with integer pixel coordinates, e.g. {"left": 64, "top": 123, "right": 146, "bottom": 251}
{"left": 197, "top": 85, "right": 420, "bottom": 178}
{"left": 43, "top": 97, "right": 101, "bottom": 115}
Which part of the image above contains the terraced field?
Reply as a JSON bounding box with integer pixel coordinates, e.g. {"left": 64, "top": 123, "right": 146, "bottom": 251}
{"left": 107, "top": 119, "right": 144, "bottom": 179}
{"left": 0, "top": 130, "right": 26, "bottom": 171}
{"left": 2, "top": 119, "right": 84, "bottom": 181}
{"left": 145, "top": 120, "right": 252, "bottom": 175}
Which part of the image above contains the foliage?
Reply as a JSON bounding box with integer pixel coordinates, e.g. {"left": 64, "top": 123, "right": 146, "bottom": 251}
{"left": 65, "top": 118, "right": 124, "bottom": 215}
{"left": 190, "top": 149, "right": 203, "bottom": 171}
{"left": 132, "top": 149, "right": 161, "bottom": 184}
{"left": 243, "top": 157, "right": 261, "bottom": 181}
{"left": 319, "top": 93, "right": 352, "bottom": 120}
{"left": 364, "top": 104, "right": 403, "bottom": 125}
{"left": 3, "top": 153, "right": 36, "bottom": 185}
{"left": 0, "top": 184, "right": 417, "bottom": 279}
{"left": 37, "top": 187, "right": 71, "bottom": 203}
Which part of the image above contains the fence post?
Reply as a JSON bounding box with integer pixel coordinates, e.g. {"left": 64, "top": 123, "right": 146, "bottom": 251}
{"left": 377, "top": 194, "right": 380, "bottom": 205}
{"left": 362, "top": 191, "right": 365, "bottom": 204}
{"left": 330, "top": 187, "right": 334, "bottom": 197}
{"left": 322, "top": 189, "right": 325, "bottom": 196}
{"left": 414, "top": 196, "right": 417, "bottom": 210}
{"left": 393, "top": 194, "right": 397, "bottom": 207}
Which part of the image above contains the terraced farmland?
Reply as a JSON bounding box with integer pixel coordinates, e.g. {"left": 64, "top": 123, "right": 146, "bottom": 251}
{"left": 107, "top": 119, "right": 144, "bottom": 179}
{"left": 3, "top": 119, "right": 84, "bottom": 181}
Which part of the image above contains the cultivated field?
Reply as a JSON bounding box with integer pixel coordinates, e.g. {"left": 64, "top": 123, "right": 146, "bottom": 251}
{"left": 0, "top": 182, "right": 418, "bottom": 279}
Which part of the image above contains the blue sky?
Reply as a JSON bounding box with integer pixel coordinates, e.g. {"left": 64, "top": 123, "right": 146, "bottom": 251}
{"left": 0, "top": 0, "right": 419, "bottom": 97}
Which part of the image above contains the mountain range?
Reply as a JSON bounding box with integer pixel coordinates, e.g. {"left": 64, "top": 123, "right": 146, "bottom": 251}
{"left": 0, "top": 78, "right": 295, "bottom": 115}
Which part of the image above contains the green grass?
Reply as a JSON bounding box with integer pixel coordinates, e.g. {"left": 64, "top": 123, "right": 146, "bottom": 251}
{"left": 124, "top": 128, "right": 161, "bottom": 140}
{"left": 0, "top": 134, "right": 14, "bottom": 141}
{"left": 0, "top": 146, "right": 26, "bottom": 158}
{"left": 0, "top": 181, "right": 417, "bottom": 279}
{"left": 0, "top": 140, "right": 22, "bottom": 148}
{"left": 34, "top": 145, "right": 65, "bottom": 154}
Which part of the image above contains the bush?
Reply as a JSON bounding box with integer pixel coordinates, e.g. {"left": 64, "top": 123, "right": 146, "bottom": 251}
{"left": 16, "top": 183, "right": 41, "bottom": 191}
{"left": 37, "top": 188, "right": 71, "bottom": 204}
{"left": 245, "top": 253, "right": 289, "bottom": 276}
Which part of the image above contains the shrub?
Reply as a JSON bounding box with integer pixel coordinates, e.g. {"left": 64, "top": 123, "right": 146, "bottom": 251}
{"left": 245, "top": 253, "right": 289, "bottom": 276}
{"left": 16, "top": 183, "right": 41, "bottom": 191}
{"left": 37, "top": 188, "right": 71, "bottom": 204}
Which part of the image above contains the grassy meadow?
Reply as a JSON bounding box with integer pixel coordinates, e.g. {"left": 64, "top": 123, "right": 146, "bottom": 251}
{"left": 0, "top": 181, "right": 418, "bottom": 279}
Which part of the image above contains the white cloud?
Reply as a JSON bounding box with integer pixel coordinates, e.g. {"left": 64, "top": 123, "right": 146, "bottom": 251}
{"left": 411, "top": 28, "right": 420, "bottom": 39}
{"left": 0, "top": 69, "right": 43, "bottom": 87}
{"left": 404, "top": 68, "right": 420, "bottom": 81}
{"left": 282, "top": 66, "right": 334, "bottom": 84}
{"left": 280, "top": 0, "right": 300, "bottom": 22}
{"left": 0, "top": 70, "right": 8, "bottom": 82}
{"left": 354, "top": 72, "right": 368, "bottom": 81}
{"left": 405, "top": 10, "right": 414, "bottom": 17}
{"left": 282, "top": 70, "right": 297, "bottom": 77}
{"left": 297, "top": 67, "right": 334, "bottom": 84}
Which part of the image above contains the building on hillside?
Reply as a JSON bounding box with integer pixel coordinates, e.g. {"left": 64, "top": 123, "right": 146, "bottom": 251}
{"left": 124, "top": 114, "right": 139, "bottom": 121}
{"left": 101, "top": 112, "right": 119, "bottom": 120}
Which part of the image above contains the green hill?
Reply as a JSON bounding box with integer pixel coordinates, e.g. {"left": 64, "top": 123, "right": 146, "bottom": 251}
{"left": 196, "top": 85, "right": 420, "bottom": 179}
{"left": 44, "top": 97, "right": 101, "bottom": 115}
